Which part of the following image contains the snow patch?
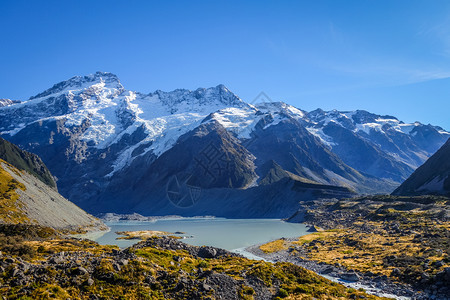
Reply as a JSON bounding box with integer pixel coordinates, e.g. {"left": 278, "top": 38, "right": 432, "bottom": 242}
{"left": 306, "top": 127, "right": 336, "bottom": 148}
{"left": 355, "top": 123, "right": 382, "bottom": 135}
{"left": 1, "top": 123, "right": 26, "bottom": 136}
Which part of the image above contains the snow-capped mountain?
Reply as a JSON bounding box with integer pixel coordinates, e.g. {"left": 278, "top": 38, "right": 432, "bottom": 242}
{"left": 0, "top": 72, "right": 448, "bottom": 217}
{"left": 305, "top": 109, "right": 448, "bottom": 164}
{"left": 303, "top": 109, "right": 449, "bottom": 182}
{"left": 0, "top": 72, "right": 247, "bottom": 169}
{"left": 208, "top": 103, "right": 449, "bottom": 184}
{"left": 0, "top": 99, "right": 20, "bottom": 108}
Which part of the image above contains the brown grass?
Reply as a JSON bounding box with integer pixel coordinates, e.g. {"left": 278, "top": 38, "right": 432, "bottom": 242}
{"left": 0, "top": 161, "right": 30, "bottom": 224}
{"left": 116, "top": 230, "right": 172, "bottom": 240}
{"left": 260, "top": 239, "right": 289, "bottom": 253}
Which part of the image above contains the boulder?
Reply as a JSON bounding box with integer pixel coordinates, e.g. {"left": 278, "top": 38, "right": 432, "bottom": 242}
{"left": 339, "top": 272, "right": 360, "bottom": 282}
{"left": 198, "top": 247, "right": 217, "bottom": 259}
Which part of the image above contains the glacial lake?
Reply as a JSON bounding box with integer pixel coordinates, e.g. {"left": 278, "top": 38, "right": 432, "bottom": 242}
{"left": 82, "top": 219, "right": 408, "bottom": 299}
{"left": 82, "top": 218, "right": 309, "bottom": 253}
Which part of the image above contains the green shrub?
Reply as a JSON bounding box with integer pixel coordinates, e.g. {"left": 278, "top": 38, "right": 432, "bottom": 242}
{"left": 197, "top": 260, "right": 208, "bottom": 268}
{"left": 277, "top": 288, "right": 289, "bottom": 298}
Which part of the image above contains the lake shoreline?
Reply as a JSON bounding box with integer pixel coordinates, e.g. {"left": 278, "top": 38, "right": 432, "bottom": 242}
{"left": 76, "top": 218, "right": 310, "bottom": 250}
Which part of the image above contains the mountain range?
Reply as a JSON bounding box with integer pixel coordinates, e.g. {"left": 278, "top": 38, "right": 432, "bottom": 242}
{"left": 0, "top": 72, "right": 448, "bottom": 217}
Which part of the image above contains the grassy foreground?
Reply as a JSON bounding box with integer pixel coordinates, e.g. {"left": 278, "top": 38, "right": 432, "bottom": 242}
{"left": 0, "top": 225, "right": 386, "bottom": 299}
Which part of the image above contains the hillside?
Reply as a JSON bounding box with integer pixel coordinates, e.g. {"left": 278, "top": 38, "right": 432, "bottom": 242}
{"left": 0, "top": 159, "right": 104, "bottom": 231}
{"left": 393, "top": 138, "right": 450, "bottom": 196}
{"left": 0, "top": 138, "right": 105, "bottom": 231}
{"left": 0, "top": 137, "right": 56, "bottom": 188}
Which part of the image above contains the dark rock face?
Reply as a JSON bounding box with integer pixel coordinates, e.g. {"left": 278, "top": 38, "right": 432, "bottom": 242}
{"left": 393, "top": 138, "right": 450, "bottom": 196}
{"left": 249, "top": 119, "right": 366, "bottom": 188}
{"left": 147, "top": 121, "right": 257, "bottom": 191}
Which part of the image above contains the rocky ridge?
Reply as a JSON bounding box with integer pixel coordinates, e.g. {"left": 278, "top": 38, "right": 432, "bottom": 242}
{"left": 0, "top": 160, "right": 105, "bottom": 232}
{"left": 0, "top": 99, "right": 20, "bottom": 108}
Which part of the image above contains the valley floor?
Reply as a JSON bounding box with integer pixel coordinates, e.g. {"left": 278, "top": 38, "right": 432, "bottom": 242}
{"left": 249, "top": 196, "right": 450, "bottom": 300}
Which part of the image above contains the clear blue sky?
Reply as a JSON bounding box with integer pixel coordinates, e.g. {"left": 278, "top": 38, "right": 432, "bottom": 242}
{"left": 1, "top": 0, "right": 449, "bottom": 130}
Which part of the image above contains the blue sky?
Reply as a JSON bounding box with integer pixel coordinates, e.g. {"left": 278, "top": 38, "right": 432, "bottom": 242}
{"left": 1, "top": 0, "right": 449, "bottom": 130}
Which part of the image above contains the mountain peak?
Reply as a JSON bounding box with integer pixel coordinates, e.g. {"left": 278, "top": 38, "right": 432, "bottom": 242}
{"left": 0, "top": 99, "right": 21, "bottom": 107}
{"left": 29, "top": 71, "right": 123, "bottom": 100}
{"left": 215, "top": 83, "right": 228, "bottom": 90}
{"left": 151, "top": 84, "right": 246, "bottom": 113}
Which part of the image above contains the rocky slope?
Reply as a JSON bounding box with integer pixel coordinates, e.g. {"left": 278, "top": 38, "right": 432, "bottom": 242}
{"left": 393, "top": 138, "right": 450, "bottom": 196}
{"left": 0, "top": 72, "right": 448, "bottom": 216}
{"left": 0, "top": 160, "right": 104, "bottom": 231}
{"left": 0, "top": 139, "right": 104, "bottom": 231}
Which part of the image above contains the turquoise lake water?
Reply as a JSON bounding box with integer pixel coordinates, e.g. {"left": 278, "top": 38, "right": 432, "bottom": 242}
{"left": 85, "top": 218, "right": 309, "bottom": 251}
